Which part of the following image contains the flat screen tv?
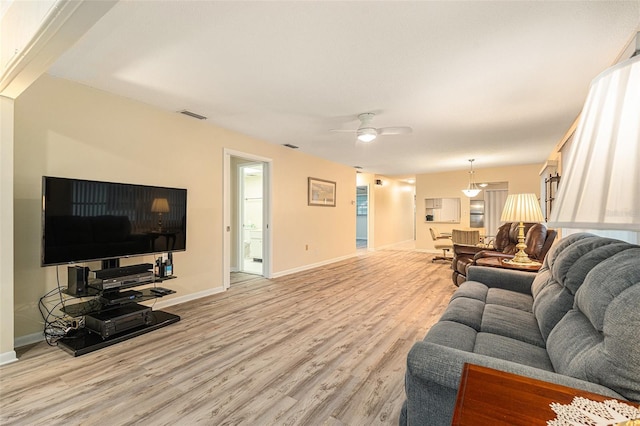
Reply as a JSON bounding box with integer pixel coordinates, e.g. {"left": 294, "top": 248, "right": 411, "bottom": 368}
{"left": 41, "top": 176, "right": 187, "bottom": 266}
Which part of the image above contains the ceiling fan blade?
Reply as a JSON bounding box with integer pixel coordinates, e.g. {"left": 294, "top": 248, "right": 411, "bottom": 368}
{"left": 377, "top": 126, "right": 413, "bottom": 136}
{"left": 329, "top": 129, "right": 357, "bottom": 133}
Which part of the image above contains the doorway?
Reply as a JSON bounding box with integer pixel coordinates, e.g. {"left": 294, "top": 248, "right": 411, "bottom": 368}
{"left": 223, "top": 149, "right": 272, "bottom": 291}
{"left": 239, "top": 163, "right": 263, "bottom": 274}
{"left": 356, "top": 185, "right": 368, "bottom": 249}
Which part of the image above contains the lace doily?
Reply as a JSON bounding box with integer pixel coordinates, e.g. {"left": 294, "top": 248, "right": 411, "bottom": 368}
{"left": 547, "top": 396, "right": 640, "bottom": 426}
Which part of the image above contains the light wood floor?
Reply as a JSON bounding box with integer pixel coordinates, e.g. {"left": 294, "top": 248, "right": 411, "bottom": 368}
{"left": 0, "top": 249, "right": 455, "bottom": 425}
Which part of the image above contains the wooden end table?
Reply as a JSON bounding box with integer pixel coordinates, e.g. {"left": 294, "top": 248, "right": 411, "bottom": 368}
{"left": 452, "top": 363, "right": 638, "bottom": 425}
{"left": 475, "top": 256, "right": 541, "bottom": 272}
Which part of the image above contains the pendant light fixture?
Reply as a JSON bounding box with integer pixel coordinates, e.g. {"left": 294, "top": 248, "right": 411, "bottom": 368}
{"left": 462, "top": 159, "right": 481, "bottom": 197}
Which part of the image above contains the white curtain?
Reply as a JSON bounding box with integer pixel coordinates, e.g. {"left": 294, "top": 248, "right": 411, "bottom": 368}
{"left": 485, "top": 189, "right": 508, "bottom": 239}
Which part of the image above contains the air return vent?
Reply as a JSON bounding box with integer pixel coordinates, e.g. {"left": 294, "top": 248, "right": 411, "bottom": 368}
{"left": 283, "top": 144, "right": 299, "bottom": 149}
{"left": 179, "top": 110, "right": 207, "bottom": 120}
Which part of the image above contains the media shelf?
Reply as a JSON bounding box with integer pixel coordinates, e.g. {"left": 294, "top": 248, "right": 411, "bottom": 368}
{"left": 60, "top": 286, "right": 176, "bottom": 317}
{"left": 52, "top": 269, "right": 180, "bottom": 356}
{"left": 57, "top": 310, "right": 180, "bottom": 356}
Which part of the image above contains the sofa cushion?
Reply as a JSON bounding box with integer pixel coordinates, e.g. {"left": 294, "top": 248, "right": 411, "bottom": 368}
{"left": 486, "top": 289, "right": 533, "bottom": 312}
{"left": 450, "top": 281, "right": 488, "bottom": 303}
{"left": 547, "top": 247, "right": 640, "bottom": 402}
{"left": 451, "top": 281, "right": 533, "bottom": 312}
{"left": 576, "top": 248, "right": 640, "bottom": 331}
{"left": 439, "top": 298, "right": 485, "bottom": 331}
{"left": 530, "top": 234, "right": 633, "bottom": 342}
{"left": 474, "top": 333, "right": 554, "bottom": 371}
{"left": 523, "top": 223, "right": 548, "bottom": 259}
{"left": 481, "top": 305, "right": 545, "bottom": 347}
{"left": 423, "top": 321, "right": 476, "bottom": 352}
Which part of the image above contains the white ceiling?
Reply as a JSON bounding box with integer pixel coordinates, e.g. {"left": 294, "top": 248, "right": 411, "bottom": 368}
{"left": 47, "top": 1, "right": 640, "bottom": 176}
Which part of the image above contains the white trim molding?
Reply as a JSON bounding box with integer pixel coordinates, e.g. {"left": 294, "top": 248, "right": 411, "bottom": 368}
{"left": 0, "top": 350, "right": 18, "bottom": 366}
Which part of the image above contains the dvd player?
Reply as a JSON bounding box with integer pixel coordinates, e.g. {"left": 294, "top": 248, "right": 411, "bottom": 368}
{"left": 90, "top": 271, "right": 154, "bottom": 290}
{"left": 92, "top": 263, "right": 153, "bottom": 279}
{"left": 99, "top": 289, "right": 142, "bottom": 305}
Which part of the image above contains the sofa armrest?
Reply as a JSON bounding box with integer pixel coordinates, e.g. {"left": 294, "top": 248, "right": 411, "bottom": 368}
{"left": 466, "top": 266, "right": 535, "bottom": 294}
{"left": 453, "top": 244, "right": 483, "bottom": 256}
{"left": 406, "top": 341, "right": 626, "bottom": 402}
{"left": 473, "top": 250, "right": 513, "bottom": 260}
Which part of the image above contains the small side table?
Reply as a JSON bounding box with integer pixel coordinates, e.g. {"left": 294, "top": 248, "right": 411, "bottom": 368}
{"left": 475, "top": 257, "right": 541, "bottom": 272}
{"left": 452, "top": 363, "right": 638, "bottom": 426}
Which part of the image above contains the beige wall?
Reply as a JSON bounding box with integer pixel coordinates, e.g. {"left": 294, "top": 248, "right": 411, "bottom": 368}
{"left": 356, "top": 173, "right": 415, "bottom": 249}
{"left": 371, "top": 176, "right": 415, "bottom": 248}
{"left": 13, "top": 74, "right": 357, "bottom": 339}
{"left": 415, "top": 164, "right": 542, "bottom": 251}
{"left": 0, "top": 96, "right": 15, "bottom": 361}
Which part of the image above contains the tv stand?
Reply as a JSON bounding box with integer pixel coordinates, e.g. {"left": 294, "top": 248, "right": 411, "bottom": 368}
{"left": 57, "top": 309, "right": 179, "bottom": 356}
{"left": 54, "top": 270, "right": 180, "bottom": 356}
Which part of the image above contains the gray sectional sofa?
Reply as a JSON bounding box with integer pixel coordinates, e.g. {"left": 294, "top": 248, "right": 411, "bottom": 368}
{"left": 401, "top": 233, "right": 640, "bottom": 425}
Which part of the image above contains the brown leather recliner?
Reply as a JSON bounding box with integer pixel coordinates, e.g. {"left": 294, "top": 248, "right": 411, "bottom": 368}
{"left": 451, "top": 222, "right": 557, "bottom": 286}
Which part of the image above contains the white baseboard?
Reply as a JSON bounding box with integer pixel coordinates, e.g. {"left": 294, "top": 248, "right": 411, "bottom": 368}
{"left": 271, "top": 253, "right": 358, "bottom": 278}
{"left": 15, "top": 331, "right": 44, "bottom": 348}
{"left": 0, "top": 350, "right": 18, "bottom": 365}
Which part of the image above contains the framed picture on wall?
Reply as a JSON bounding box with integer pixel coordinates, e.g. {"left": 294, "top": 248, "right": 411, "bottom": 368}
{"left": 308, "top": 177, "right": 336, "bottom": 207}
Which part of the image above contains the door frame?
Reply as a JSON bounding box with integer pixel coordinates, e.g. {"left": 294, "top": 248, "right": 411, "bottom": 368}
{"left": 223, "top": 149, "right": 272, "bottom": 290}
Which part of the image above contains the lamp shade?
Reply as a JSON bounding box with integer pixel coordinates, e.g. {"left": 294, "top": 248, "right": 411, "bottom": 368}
{"left": 548, "top": 55, "right": 640, "bottom": 231}
{"left": 151, "top": 197, "right": 170, "bottom": 213}
{"left": 501, "top": 193, "right": 544, "bottom": 223}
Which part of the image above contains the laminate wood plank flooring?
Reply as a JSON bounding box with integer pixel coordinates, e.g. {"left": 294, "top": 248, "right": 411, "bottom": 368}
{"left": 230, "top": 272, "right": 263, "bottom": 286}
{"left": 0, "top": 249, "right": 456, "bottom": 425}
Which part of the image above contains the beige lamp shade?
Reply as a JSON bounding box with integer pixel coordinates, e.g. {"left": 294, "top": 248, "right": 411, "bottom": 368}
{"left": 548, "top": 54, "right": 640, "bottom": 231}
{"left": 151, "top": 198, "right": 170, "bottom": 213}
{"left": 501, "top": 193, "right": 544, "bottom": 223}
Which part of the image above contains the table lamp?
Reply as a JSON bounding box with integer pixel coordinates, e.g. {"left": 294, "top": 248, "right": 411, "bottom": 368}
{"left": 151, "top": 197, "right": 170, "bottom": 231}
{"left": 500, "top": 193, "right": 545, "bottom": 266}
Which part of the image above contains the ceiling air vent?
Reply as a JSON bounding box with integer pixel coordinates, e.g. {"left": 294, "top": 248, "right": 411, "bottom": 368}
{"left": 283, "top": 144, "right": 299, "bottom": 149}
{"left": 179, "top": 110, "right": 207, "bottom": 120}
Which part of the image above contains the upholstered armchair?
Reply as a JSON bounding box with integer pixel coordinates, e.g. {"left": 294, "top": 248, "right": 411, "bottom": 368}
{"left": 451, "top": 222, "right": 557, "bottom": 286}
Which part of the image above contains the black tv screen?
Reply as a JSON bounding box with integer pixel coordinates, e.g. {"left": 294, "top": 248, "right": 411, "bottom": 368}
{"left": 42, "top": 176, "right": 187, "bottom": 266}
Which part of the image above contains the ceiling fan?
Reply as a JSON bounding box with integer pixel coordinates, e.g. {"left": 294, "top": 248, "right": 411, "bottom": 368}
{"left": 330, "top": 113, "right": 412, "bottom": 142}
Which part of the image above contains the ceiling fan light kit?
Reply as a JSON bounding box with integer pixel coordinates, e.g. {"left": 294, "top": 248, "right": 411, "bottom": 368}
{"left": 357, "top": 128, "right": 377, "bottom": 142}
{"left": 462, "top": 159, "right": 482, "bottom": 198}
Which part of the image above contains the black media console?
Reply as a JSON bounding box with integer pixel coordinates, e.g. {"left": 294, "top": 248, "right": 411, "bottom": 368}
{"left": 56, "top": 264, "right": 180, "bottom": 356}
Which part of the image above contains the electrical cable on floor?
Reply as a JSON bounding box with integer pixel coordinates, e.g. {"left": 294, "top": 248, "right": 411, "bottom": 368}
{"left": 37, "top": 266, "right": 87, "bottom": 345}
